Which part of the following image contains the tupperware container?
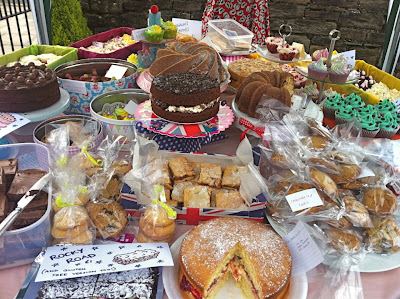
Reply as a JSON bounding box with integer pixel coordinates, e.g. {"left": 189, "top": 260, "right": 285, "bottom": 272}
{"left": 33, "top": 115, "right": 104, "bottom": 168}
{"left": 90, "top": 89, "right": 149, "bottom": 150}
{"left": 207, "top": 19, "right": 254, "bottom": 53}
{"left": 0, "top": 143, "right": 52, "bottom": 269}
{"left": 55, "top": 59, "right": 138, "bottom": 115}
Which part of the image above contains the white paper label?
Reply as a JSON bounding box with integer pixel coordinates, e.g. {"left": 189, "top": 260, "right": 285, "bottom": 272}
{"left": 35, "top": 243, "right": 173, "bottom": 282}
{"left": 335, "top": 50, "right": 356, "bottom": 69}
{"left": 285, "top": 188, "right": 323, "bottom": 212}
{"left": 61, "top": 79, "right": 87, "bottom": 94}
{"left": 282, "top": 221, "right": 324, "bottom": 276}
{"left": 172, "top": 18, "right": 202, "bottom": 41}
{"left": 394, "top": 98, "right": 400, "bottom": 112}
{"left": 132, "top": 28, "right": 147, "bottom": 41}
{"left": 124, "top": 100, "right": 138, "bottom": 115}
{"left": 356, "top": 167, "right": 375, "bottom": 179}
{"left": 105, "top": 65, "right": 128, "bottom": 80}
{"left": 0, "top": 112, "right": 31, "bottom": 139}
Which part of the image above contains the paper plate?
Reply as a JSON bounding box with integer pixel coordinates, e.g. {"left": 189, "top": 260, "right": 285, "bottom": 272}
{"left": 163, "top": 231, "right": 308, "bottom": 299}
{"left": 135, "top": 100, "right": 234, "bottom": 138}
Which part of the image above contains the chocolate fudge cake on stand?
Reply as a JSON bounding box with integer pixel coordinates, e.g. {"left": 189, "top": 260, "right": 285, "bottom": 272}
{"left": 150, "top": 73, "right": 221, "bottom": 123}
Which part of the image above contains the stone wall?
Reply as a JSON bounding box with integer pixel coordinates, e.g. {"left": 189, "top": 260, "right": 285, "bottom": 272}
{"left": 79, "top": 0, "right": 398, "bottom": 76}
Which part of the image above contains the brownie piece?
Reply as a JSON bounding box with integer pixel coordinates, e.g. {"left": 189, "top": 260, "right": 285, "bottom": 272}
{"left": 0, "top": 167, "right": 5, "bottom": 193}
{"left": 24, "top": 191, "right": 48, "bottom": 211}
{"left": 0, "top": 192, "right": 6, "bottom": 219}
{"left": 12, "top": 209, "right": 46, "bottom": 228}
{"left": 7, "top": 169, "right": 47, "bottom": 201}
{"left": 0, "top": 158, "right": 18, "bottom": 187}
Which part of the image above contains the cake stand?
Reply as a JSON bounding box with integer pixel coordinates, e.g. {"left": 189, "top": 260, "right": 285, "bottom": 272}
{"left": 11, "top": 88, "right": 70, "bottom": 136}
{"left": 294, "top": 30, "right": 359, "bottom": 103}
{"left": 134, "top": 100, "right": 234, "bottom": 138}
{"left": 136, "top": 69, "right": 231, "bottom": 94}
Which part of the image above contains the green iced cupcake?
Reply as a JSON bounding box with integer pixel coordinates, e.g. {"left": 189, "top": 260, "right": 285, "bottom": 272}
{"left": 161, "top": 20, "right": 177, "bottom": 39}
{"left": 323, "top": 93, "right": 343, "bottom": 119}
{"left": 358, "top": 104, "right": 377, "bottom": 118}
{"left": 377, "top": 112, "right": 399, "bottom": 139}
{"left": 335, "top": 105, "right": 359, "bottom": 124}
{"left": 357, "top": 114, "right": 380, "bottom": 138}
{"left": 344, "top": 93, "right": 365, "bottom": 110}
{"left": 375, "top": 99, "right": 397, "bottom": 116}
{"left": 145, "top": 25, "right": 164, "bottom": 42}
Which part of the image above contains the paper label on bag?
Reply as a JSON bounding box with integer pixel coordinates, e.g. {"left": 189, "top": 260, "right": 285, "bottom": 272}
{"left": 356, "top": 167, "right": 375, "bottom": 179}
{"left": 124, "top": 100, "right": 138, "bottom": 114}
{"left": 285, "top": 188, "right": 323, "bottom": 212}
{"left": 172, "top": 18, "right": 202, "bottom": 41}
{"left": 132, "top": 28, "right": 147, "bottom": 41}
{"left": 394, "top": 98, "right": 400, "bottom": 112}
{"left": 282, "top": 221, "right": 324, "bottom": 276}
{"left": 105, "top": 65, "right": 128, "bottom": 80}
{"left": 335, "top": 50, "right": 356, "bottom": 69}
{"left": 61, "top": 79, "right": 87, "bottom": 94}
{"left": 35, "top": 243, "right": 173, "bottom": 282}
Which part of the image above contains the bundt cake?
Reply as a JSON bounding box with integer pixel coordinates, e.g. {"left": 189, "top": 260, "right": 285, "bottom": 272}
{"left": 235, "top": 71, "right": 294, "bottom": 118}
{"left": 149, "top": 42, "right": 227, "bottom": 83}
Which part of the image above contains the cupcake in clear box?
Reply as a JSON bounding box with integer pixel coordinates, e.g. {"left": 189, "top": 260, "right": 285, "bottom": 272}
{"left": 323, "top": 93, "right": 343, "bottom": 119}
{"left": 376, "top": 112, "right": 399, "bottom": 139}
{"left": 335, "top": 105, "right": 360, "bottom": 124}
{"left": 308, "top": 60, "right": 328, "bottom": 81}
{"left": 277, "top": 44, "right": 299, "bottom": 61}
{"left": 344, "top": 93, "right": 365, "bottom": 110}
{"left": 375, "top": 99, "right": 397, "bottom": 116}
{"left": 357, "top": 114, "right": 380, "bottom": 138}
{"left": 329, "top": 55, "right": 350, "bottom": 83}
{"left": 265, "top": 37, "right": 285, "bottom": 53}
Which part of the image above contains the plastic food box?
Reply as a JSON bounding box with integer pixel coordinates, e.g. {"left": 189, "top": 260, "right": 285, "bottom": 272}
{"left": 207, "top": 19, "right": 254, "bottom": 53}
{"left": 0, "top": 143, "right": 52, "bottom": 269}
{"left": 0, "top": 44, "right": 78, "bottom": 70}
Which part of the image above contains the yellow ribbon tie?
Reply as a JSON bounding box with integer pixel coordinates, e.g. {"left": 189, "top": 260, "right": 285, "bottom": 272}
{"left": 56, "top": 157, "right": 68, "bottom": 167}
{"left": 81, "top": 146, "right": 102, "bottom": 167}
{"left": 55, "top": 195, "right": 74, "bottom": 208}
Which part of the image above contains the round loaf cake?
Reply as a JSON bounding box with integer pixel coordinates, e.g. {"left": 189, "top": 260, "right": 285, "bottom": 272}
{"left": 0, "top": 62, "right": 60, "bottom": 112}
{"left": 179, "top": 217, "right": 292, "bottom": 299}
{"left": 150, "top": 73, "right": 221, "bottom": 123}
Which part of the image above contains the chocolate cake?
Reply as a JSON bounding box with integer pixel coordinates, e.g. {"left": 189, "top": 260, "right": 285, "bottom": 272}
{"left": 7, "top": 169, "right": 47, "bottom": 201}
{"left": 150, "top": 73, "right": 221, "bottom": 123}
{"left": 37, "top": 268, "right": 159, "bottom": 299}
{"left": 0, "top": 62, "right": 60, "bottom": 112}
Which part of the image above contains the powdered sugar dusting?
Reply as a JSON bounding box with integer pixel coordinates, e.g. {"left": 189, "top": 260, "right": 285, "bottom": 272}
{"left": 180, "top": 217, "right": 292, "bottom": 296}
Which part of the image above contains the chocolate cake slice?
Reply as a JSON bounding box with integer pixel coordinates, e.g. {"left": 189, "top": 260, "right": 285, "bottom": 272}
{"left": 7, "top": 169, "right": 47, "bottom": 201}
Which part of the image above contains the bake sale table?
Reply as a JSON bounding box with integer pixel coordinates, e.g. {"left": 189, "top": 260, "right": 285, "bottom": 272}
{"left": 1, "top": 97, "right": 400, "bottom": 299}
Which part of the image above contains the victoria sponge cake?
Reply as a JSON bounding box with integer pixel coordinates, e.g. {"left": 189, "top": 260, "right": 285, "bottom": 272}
{"left": 178, "top": 217, "right": 292, "bottom": 299}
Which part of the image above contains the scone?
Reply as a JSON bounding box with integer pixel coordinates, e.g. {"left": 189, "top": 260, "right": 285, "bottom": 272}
{"left": 301, "top": 136, "right": 328, "bottom": 150}
{"left": 325, "top": 227, "right": 362, "bottom": 253}
{"left": 53, "top": 206, "right": 89, "bottom": 230}
{"left": 87, "top": 201, "right": 128, "bottom": 239}
{"left": 329, "top": 163, "right": 362, "bottom": 184}
{"left": 362, "top": 187, "right": 398, "bottom": 216}
{"left": 309, "top": 168, "right": 338, "bottom": 200}
{"left": 343, "top": 196, "right": 373, "bottom": 227}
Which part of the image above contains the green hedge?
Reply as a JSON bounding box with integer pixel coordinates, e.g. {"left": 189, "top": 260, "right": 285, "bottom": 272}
{"left": 51, "top": 0, "right": 92, "bottom": 46}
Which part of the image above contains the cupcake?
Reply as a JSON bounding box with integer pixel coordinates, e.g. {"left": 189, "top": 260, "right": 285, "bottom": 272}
{"left": 375, "top": 99, "right": 397, "bottom": 116}
{"left": 265, "top": 37, "right": 285, "bottom": 53}
{"left": 308, "top": 60, "right": 328, "bottom": 81}
{"left": 377, "top": 112, "right": 399, "bottom": 139}
{"left": 344, "top": 93, "right": 365, "bottom": 110}
{"left": 329, "top": 55, "right": 350, "bottom": 83}
{"left": 161, "top": 21, "right": 177, "bottom": 39}
{"left": 145, "top": 25, "right": 164, "bottom": 42}
{"left": 358, "top": 104, "right": 377, "bottom": 118}
{"left": 323, "top": 93, "right": 343, "bottom": 119}
{"left": 335, "top": 105, "right": 360, "bottom": 124}
{"left": 312, "top": 48, "right": 329, "bottom": 62}
{"left": 277, "top": 44, "right": 298, "bottom": 61}
{"left": 357, "top": 114, "right": 380, "bottom": 138}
